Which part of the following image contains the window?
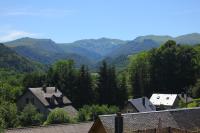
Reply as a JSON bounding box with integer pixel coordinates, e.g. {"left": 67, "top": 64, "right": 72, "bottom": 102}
{"left": 31, "top": 98, "right": 34, "bottom": 104}
{"left": 166, "top": 97, "right": 169, "bottom": 100}
{"left": 157, "top": 96, "right": 160, "bottom": 99}
{"left": 37, "top": 109, "right": 40, "bottom": 113}
{"left": 26, "top": 98, "right": 29, "bottom": 104}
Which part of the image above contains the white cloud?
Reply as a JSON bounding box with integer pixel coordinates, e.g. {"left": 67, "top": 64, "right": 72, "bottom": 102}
{"left": 0, "top": 8, "right": 75, "bottom": 17}
{"left": 0, "top": 31, "right": 36, "bottom": 42}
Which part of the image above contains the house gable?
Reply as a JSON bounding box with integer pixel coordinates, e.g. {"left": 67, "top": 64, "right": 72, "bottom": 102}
{"left": 17, "top": 87, "right": 78, "bottom": 117}
{"left": 123, "top": 97, "right": 156, "bottom": 113}
{"left": 89, "top": 118, "right": 107, "bottom": 133}
{"left": 17, "top": 90, "right": 48, "bottom": 115}
{"left": 122, "top": 102, "right": 139, "bottom": 113}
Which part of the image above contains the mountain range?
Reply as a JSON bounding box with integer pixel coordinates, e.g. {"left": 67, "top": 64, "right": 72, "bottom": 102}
{"left": 3, "top": 33, "right": 200, "bottom": 70}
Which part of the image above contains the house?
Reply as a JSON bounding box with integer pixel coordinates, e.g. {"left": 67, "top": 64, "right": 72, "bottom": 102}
{"left": 89, "top": 107, "right": 200, "bottom": 133}
{"left": 17, "top": 86, "right": 78, "bottom": 117}
{"left": 122, "top": 97, "right": 156, "bottom": 113}
{"left": 150, "top": 93, "right": 193, "bottom": 110}
{"left": 150, "top": 94, "right": 180, "bottom": 110}
{"left": 6, "top": 122, "right": 93, "bottom": 133}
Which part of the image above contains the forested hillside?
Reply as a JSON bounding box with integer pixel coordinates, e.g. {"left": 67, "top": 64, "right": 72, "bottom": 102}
{"left": 5, "top": 38, "right": 93, "bottom": 67}
{"left": 0, "top": 43, "right": 44, "bottom": 72}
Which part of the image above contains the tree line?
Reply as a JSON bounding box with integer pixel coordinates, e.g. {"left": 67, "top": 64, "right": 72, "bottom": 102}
{"left": 23, "top": 60, "right": 128, "bottom": 108}
{"left": 129, "top": 40, "right": 200, "bottom": 98}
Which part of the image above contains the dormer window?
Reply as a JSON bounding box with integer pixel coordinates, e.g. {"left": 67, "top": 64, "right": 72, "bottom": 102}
{"left": 157, "top": 96, "right": 160, "bottom": 99}
{"left": 50, "top": 97, "right": 55, "bottom": 105}
{"left": 46, "top": 96, "right": 55, "bottom": 106}
{"left": 55, "top": 95, "right": 63, "bottom": 105}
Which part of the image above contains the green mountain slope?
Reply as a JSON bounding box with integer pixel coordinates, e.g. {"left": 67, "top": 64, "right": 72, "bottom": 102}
{"left": 107, "top": 33, "right": 200, "bottom": 59}
{"left": 107, "top": 39, "right": 160, "bottom": 58}
{"left": 5, "top": 37, "right": 92, "bottom": 66}
{"left": 3, "top": 33, "right": 200, "bottom": 70}
{"left": 5, "top": 37, "right": 122, "bottom": 65}
{"left": 5, "top": 37, "right": 65, "bottom": 64}
{"left": 65, "top": 38, "right": 127, "bottom": 56}
{"left": 134, "top": 35, "right": 173, "bottom": 44}
{"left": 175, "top": 33, "right": 200, "bottom": 45}
{"left": 0, "top": 43, "right": 44, "bottom": 72}
{"left": 58, "top": 44, "right": 102, "bottom": 61}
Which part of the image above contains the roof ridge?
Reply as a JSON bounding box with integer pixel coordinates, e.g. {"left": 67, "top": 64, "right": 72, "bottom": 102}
{"left": 99, "top": 107, "right": 200, "bottom": 117}
{"left": 152, "top": 93, "right": 178, "bottom": 95}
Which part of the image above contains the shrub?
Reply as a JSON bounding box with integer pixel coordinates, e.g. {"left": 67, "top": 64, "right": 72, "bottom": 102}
{"left": 19, "top": 104, "right": 44, "bottom": 126}
{"left": 45, "top": 108, "right": 71, "bottom": 124}
{"left": 77, "top": 105, "right": 119, "bottom": 122}
{"left": 188, "top": 101, "right": 199, "bottom": 108}
{"left": 0, "top": 101, "right": 19, "bottom": 128}
{"left": 192, "top": 79, "right": 200, "bottom": 98}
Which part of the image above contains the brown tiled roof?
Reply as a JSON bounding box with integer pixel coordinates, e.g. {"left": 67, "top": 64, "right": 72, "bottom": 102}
{"left": 6, "top": 122, "right": 93, "bottom": 133}
{"left": 98, "top": 107, "right": 200, "bottom": 133}
{"left": 29, "top": 87, "right": 71, "bottom": 107}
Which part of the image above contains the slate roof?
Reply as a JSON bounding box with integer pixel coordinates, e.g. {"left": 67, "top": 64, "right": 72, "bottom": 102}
{"left": 98, "top": 107, "right": 200, "bottom": 133}
{"left": 6, "top": 122, "right": 93, "bottom": 133}
{"left": 150, "top": 94, "right": 178, "bottom": 106}
{"left": 28, "top": 87, "right": 78, "bottom": 117}
{"left": 128, "top": 97, "right": 156, "bottom": 112}
{"left": 29, "top": 87, "right": 71, "bottom": 107}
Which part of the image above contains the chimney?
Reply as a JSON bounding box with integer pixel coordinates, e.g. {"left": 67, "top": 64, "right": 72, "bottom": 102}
{"left": 115, "top": 112, "right": 123, "bottom": 133}
{"left": 142, "top": 97, "right": 145, "bottom": 107}
{"left": 42, "top": 85, "right": 47, "bottom": 93}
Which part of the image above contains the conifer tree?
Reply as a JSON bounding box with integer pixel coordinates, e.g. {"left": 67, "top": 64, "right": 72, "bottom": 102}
{"left": 75, "top": 65, "right": 94, "bottom": 108}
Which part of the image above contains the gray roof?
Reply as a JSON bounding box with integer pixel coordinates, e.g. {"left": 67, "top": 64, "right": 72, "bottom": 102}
{"left": 128, "top": 97, "right": 156, "bottom": 112}
{"left": 29, "top": 87, "right": 78, "bottom": 116}
{"left": 29, "top": 87, "right": 71, "bottom": 107}
{"left": 6, "top": 122, "right": 92, "bottom": 133}
{"left": 98, "top": 107, "right": 200, "bottom": 133}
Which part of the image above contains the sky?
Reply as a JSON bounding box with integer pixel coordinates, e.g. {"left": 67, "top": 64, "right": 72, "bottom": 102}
{"left": 0, "top": 0, "right": 200, "bottom": 43}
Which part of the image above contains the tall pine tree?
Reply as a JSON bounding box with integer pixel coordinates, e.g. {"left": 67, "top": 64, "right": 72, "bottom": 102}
{"left": 97, "top": 61, "right": 119, "bottom": 105}
{"left": 75, "top": 65, "right": 94, "bottom": 108}
{"left": 117, "top": 73, "right": 128, "bottom": 108}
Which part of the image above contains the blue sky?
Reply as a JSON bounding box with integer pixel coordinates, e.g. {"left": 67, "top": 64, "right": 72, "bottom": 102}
{"left": 0, "top": 0, "right": 200, "bottom": 43}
